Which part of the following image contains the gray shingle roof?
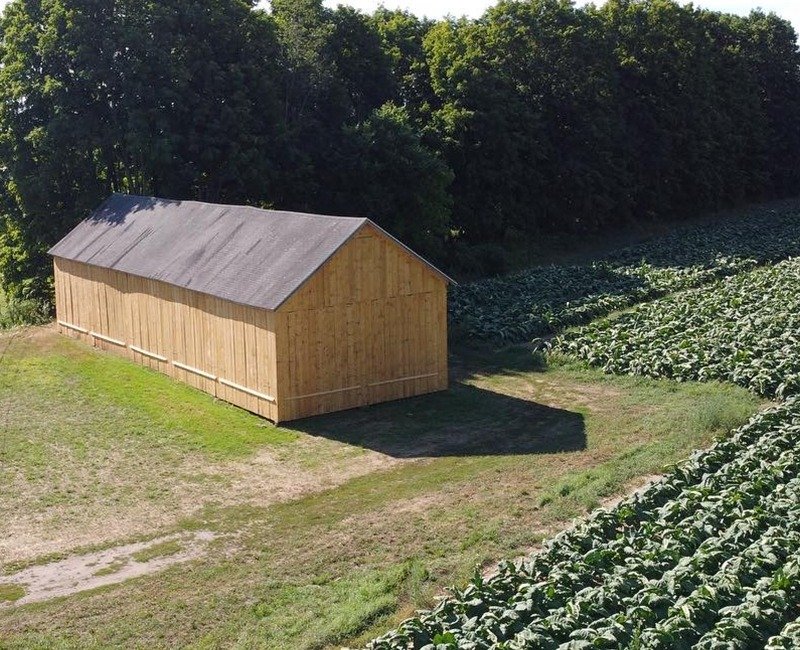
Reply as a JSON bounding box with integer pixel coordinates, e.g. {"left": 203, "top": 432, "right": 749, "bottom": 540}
{"left": 49, "top": 194, "right": 451, "bottom": 310}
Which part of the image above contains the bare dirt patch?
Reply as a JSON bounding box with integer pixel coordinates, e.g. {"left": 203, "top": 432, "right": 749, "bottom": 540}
{"left": 218, "top": 437, "right": 401, "bottom": 507}
{"left": 514, "top": 376, "right": 625, "bottom": 413}
{"left": 0, "top": 531, "right": 217, "bottom": 606}
{"left": 0, "top": 439, "right": 403, "bottom": 567}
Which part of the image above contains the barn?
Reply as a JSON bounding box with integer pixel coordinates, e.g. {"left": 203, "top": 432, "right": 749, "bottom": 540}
{"left": 49, "top": 194, "right": 452, "bottom": 422}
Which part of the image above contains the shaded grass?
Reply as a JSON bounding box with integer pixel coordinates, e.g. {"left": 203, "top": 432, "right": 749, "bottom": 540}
{"left": 0, "top": 334, "right": 765, "bottom": 649}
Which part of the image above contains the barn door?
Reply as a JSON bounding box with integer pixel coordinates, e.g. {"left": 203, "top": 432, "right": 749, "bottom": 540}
{"left": 283, "top": 304, "right": 368, "bottom": 418}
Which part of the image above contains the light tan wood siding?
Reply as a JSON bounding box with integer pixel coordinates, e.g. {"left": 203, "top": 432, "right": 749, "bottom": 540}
{"left": 53, "top": 257, "right": 279, "bottom": 421}
{"left": 276, "top": 224, "right": 448, "bottom": 421}
{"left": 53, "top": 222, "right": 448, "bottom": 423}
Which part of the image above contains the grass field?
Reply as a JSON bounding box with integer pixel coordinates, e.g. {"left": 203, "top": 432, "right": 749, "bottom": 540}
{"left": 0, "top": 325, "right": 763, "bottom": 648}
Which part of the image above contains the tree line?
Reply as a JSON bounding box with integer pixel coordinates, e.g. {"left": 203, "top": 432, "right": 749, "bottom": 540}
{"left": 1, "top": 0, "right": 799, "bottom": 302}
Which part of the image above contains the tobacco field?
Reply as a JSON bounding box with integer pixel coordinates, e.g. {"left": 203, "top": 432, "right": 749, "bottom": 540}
{"left": 552, "top": 258, "right": 800, "bottom": 399}
{"left": 449, "top": 203, "right": 800, "bottom": 342}
{"left": 369, "top": 400, "right": 800, "bottom": 649}
{"left": 370, "top": 203, "right": 800, "bottom": 649}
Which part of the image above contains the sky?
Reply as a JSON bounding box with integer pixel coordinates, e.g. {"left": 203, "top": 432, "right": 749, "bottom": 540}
{"left": 318, "top": 0, "right": 800, "bottom": 28}
{"left": 0, "top": 0, "right": 797, "bottom": 31}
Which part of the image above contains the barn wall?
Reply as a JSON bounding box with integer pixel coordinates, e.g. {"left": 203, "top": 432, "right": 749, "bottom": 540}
{"left": 53, "top": 257, "right": 279, "bottom": 421}
{"left": 276, "top": 224, "right": 448, "bottom": 421}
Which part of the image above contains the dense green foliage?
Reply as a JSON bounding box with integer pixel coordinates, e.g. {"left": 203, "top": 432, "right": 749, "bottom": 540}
{"left": 0, "top": 290, "right": 49, "bottom": 329}
{"left": 450, "top": 201, "right": 800, "bottom": 341}
{"left": 767, "top": 618, "right": 800, "bottom": 649}
{"left": 1, "top": 0, "right": 800, "bottom": 302}
{"left": 553, "top": 257, "right": 800, "bottom": 399}
{"left": 0, "top": 0, "right": 450, "bottom": 300}
{"left": 368, "top": 400, "right": 800, "bottom": 648}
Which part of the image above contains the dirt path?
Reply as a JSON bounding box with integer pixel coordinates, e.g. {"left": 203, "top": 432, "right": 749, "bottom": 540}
{"left": 0, "top": 438, "right": 402, "bottom": 566}
{"left": 0, "top": 531, "right": 218, "bottom": 607}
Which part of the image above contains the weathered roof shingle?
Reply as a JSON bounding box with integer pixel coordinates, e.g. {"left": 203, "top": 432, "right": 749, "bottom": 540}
{"left": 49, "top": 194, "right": 450, "bottom": 310}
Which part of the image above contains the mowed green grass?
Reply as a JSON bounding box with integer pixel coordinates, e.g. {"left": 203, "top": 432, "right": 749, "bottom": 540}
{"left": 0, "top": 329, "right": 294, "bottom": 458}
{"left": 0, "top": 327, "right": 764, "bottom": 649}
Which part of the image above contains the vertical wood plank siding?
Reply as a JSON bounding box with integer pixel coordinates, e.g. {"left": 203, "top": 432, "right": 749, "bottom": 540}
{"left": 275, "top": 224, "right": 448, "bottom": 421}
{"left": 53, "top": 257, "right": 279, "bottom": 422}
{"left": 53, "top": 222, "right": 448, "bottom": 423}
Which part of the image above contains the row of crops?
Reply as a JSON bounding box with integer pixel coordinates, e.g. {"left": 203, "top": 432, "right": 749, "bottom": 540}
{"left": 368, "top": 400, "right": 800, "bottom": 649}
{"left": 552, "top": 258, "right": 800, "bottom": 400}
{"left": 449, "top": 202, "right": 800, "bottom": 342}
{"left": 371, "top": 206, "right": 800, "bottom": 647}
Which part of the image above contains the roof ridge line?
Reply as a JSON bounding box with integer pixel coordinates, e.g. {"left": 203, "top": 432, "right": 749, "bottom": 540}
{"left": 48, "top": 194, "right": 453, "bottom": 313}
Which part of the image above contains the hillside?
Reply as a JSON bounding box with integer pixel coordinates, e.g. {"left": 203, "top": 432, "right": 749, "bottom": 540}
{"left": 4, "top": 198, "right": 800, "bottom": 647}
{"left": 369, "top": 202, "right": 800, "bottom": 648}
{"left": 0, "top": 327, "right": 760, "bottom": 647}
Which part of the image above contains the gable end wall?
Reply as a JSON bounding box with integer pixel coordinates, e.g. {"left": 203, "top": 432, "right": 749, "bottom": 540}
{"left": 275, "top": 224, "right": 448, "bottom": 421}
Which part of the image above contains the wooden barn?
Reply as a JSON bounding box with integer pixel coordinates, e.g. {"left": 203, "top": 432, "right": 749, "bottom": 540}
{"left": 49, "top": 195, "right": 452, "bottom": 422}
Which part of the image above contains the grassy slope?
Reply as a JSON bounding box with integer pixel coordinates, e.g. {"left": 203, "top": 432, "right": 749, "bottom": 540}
{"left": 0, "top": 328, "right": 763, "bottom": 649}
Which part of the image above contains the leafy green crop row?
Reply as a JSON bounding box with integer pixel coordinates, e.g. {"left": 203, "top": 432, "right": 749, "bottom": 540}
{"left": 552, "top": 258, "right": 800, "bottom": 399}
{"left": 766, "top": 617, "right": 800, "bottom": 649}
{"left": 450, "top": 203, "right": 800, "bottom": 342}
{"left": 367, "top": 400, "right": 800, "bottom": 648}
